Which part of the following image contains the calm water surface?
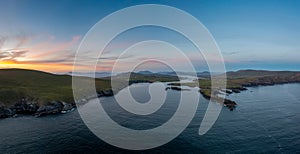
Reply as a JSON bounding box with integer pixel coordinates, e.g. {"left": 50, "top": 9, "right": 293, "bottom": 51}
{"left": 0, "top": 83, "right": 299, "bottom": 153}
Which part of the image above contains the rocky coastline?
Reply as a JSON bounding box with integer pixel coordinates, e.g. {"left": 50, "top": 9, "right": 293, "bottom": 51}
{"left": 200, "top": 88, "right": 242, "bottom": 111}
{"left": 200, "top": 80, "right": 300, "bottom": 110}
{"left": 0, "top": 89, "right": 115, "bottom": 118}
{"left": 0, "top": 77, "right": 180, "bottom": 119}
{"left": 2, "top": 70, "right": 299, "bottom": 118}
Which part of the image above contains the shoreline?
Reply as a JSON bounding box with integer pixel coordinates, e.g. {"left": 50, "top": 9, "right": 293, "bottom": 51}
{"left": 199, "top": 82, "right": 300, "bottom": 109}
{"left": 2, "top": 79, "right": 300, "bottom": 118}
{"left": 169, "top": 80, "right": 300, "bottom": 110}
{"left": 0, "top": 69, "right": 180, "bottom": 119}
{"left": 0, "top": 81, "right": 169, "bottom": 118}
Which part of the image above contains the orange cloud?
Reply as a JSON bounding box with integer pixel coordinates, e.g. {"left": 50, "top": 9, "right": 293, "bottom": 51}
{"left": 0, "top": 35, "right": 87, "bottom": 73}
{"left": 0, "top": 58, "right": 113, "bottom": 73}
{"left": 1, "top": 60, "right": 86, "bottom": 73}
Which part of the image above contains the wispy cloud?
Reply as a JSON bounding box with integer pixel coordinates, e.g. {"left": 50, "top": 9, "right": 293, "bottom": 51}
{"left": 29, "top": 35, "right": 81, "bottom": 59}
{"left": 0, "top": 50, "right": 28, "bottom": 60}
{"left": 0, "top": 33, "right": 83, "bottom": 72}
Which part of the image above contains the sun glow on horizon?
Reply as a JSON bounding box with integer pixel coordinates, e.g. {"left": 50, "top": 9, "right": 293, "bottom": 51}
{"left": 0, "top": 34, "right": 84, "bottom": 73}
{"left": 0, "top": 60, "right": 71, "bottom": 73}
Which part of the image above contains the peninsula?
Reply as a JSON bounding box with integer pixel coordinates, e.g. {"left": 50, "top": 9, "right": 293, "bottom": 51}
{"left": 172, "top": 70, "right": 300, "bottom": 110}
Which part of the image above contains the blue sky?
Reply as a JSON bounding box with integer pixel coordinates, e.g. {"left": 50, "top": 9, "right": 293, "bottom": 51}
{"left": 0, "top": 0, "right": 299, "bottom": 72}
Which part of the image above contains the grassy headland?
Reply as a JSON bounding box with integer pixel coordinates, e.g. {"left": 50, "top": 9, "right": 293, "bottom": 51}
{"left": 0, "top": 68, "right": 179, "bottom": 117}
{"left": 0, "top": 69, "right": 179, "bottom": 106}
{"left": 170, "top": 70, "right": 300, "bottom": 109}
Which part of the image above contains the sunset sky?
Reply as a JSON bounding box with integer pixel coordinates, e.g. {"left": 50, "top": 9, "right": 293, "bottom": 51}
{"left": 0, "top": 0, "right": 300, "bottom": 73}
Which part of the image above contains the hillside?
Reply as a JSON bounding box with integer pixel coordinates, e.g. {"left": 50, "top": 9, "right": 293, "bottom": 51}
{"left": 224, "top": 70, "right": 300, "bottom": 88}
{"left": 190, "top": 70, "right": 300, "bottom": 91}
{"left": 205, "top": 70, "right": 300, "bottom": 96}
{"left": 226, "top": 69, "right": 300, "bottom": 78}
{"left": 0, "top": 69, "right": 179, "bottom": 105}
{"left": 0, "top": 69, "right": 179, "bottom": 117}
{"left": 0, "top": 69, "right": 109, "bottom": 105}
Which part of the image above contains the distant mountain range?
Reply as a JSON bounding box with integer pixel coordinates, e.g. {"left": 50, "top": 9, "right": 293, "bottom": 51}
{"left": 69, "top": 70, "right": 221, "bottom": 78}
{"left": 67, "top": 69, "right": 300, "bottom": 80}
{"left": 68, "top": 72, "right": 113, "bottom": 78}
{"left": 137, "top": 70, "right": 222, "bottom": 78}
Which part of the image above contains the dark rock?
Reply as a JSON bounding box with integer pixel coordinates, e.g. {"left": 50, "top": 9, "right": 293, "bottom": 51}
{"left": 170, "top": 86, "right": 182, "bottom": 91}
{"left": 0, "top": 98, "right": 76, "bottom": 118}
{"left": 62, "top": 102, "right": 73, "bottom": 111}
{"left": 0, "top": 107, "right": 16, "bottom": 118}
{"left": 220, "top": 89, "right": 233, "bottom": 94}
{"left": 35, "top": 101, "right": 63, "bottom": 116}
{"left": 97, "top": 89, "right": 114, "bottom": 97}
{"left": 229, "top": 87, "right": 247, "bottom": 93}
{"left": 104, "top": 90, "right": 114, "bottom": 96}
{"left": 231, "top": 89, "right": 241, "bottom": 93}
{"left": 13, "top": 99, "right": 39, "bottom": 114}
{"left": 166, "top": 86, "right": 191, "bottom": 91}
{"left": 0, "top": 98, "right": 41, "bottom": 118}
{"left": 129, "top": 80, "right": 151, "bottom": 85}
{"left": 223, "top": 99, "right": 237, "bottom": 106}
{"left": 97, "top": 91, "right": 104, "bottom": 97}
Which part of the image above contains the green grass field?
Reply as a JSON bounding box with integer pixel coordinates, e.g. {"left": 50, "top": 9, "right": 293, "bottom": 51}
{"left": 0, "top": 69, "right": 178, "bottom": 106}
{"left": 174, "top": 70, "right": 300, "bottom": 99}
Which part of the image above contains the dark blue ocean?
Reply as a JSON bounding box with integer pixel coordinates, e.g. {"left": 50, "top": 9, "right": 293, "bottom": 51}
{"left": 0, "top": 83, "right": 299, "bottom": 153}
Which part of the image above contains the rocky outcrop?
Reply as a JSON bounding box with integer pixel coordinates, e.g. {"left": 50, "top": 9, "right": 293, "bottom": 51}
{"left": 165, "top": 86, "right": 182, "bottom": 91}
{"left": 62, "top": 102, "right": 73, "bottom": 111}
{"left": 228, "top": 87, "right": 247, "bottom": 93}
{"left": 0, "top": 99, "right": 39, "bottom": 118}
{"left": 200, "top": 89, "right": 237, "bottom": 111}
{"left": 220, "top": 89, "right": 233, "bottom": 94}
{"left": 97, "top": 90, "right": 114, "bottom": 97}
{"left": 0, "top": 89, "right": 117, "bottom": 118}
{"left": 35, "top": 101, "right": 64, "bottom": 116}
{"left": 165, "top": 86, "right": 190, "bottom": 91}
{"left": 0, "top": 99, "right": 76, "bottom": 118}
{"left": 0, "top": 106, "right": 15, "bottom": 118}
{"left": 129, "top": 80, "right": 151, "bottom": 85}
{"left": 14, "top": 99, "right": 39, "bottom": 114}
{"left": 35, "top": 101, "right": 77, "bottom": 117}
